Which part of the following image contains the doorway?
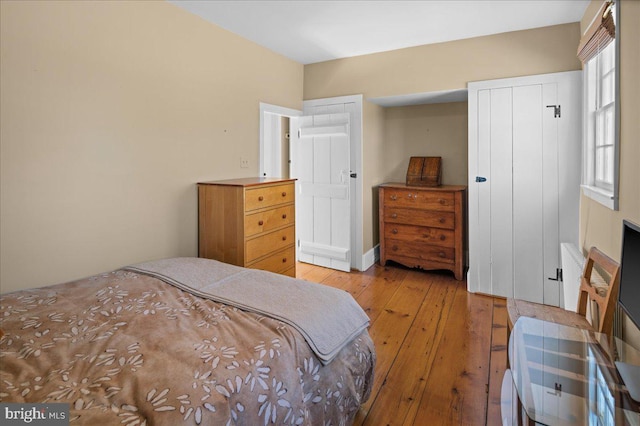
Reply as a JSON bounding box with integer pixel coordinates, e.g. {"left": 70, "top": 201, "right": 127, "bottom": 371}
{"left": 259, "top": 103, "right": 301, "bottom": 178}
{"left": 259, "top": 96, "right": 364, "bottom": 272}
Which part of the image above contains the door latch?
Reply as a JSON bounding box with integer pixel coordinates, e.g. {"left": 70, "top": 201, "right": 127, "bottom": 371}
{"left": 475, "top": 176, "right": 487, "bottom": 183}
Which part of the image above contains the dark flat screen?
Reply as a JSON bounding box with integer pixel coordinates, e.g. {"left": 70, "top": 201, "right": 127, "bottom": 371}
{"left": 619, "top": 220, "right": 640, "bottom": 329}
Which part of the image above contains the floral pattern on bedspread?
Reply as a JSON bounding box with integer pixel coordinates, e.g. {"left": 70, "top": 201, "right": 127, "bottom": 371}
{"left": 0, "top": 270, "right": 375, "bottom": 425}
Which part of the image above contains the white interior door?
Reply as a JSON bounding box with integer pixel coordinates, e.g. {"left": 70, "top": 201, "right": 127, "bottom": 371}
{"left": 468, "top": 71, "right": 581, "bottom": 305}
{"left": 290, "top": 113, "right": 351, "bottom": 272}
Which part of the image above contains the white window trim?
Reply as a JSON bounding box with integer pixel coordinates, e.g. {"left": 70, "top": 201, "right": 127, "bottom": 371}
{"left": 581, "top": 1, "right": 620, "bottom": 211}
{"left": 581, "top": 184, "right": 616, "bottom": 209}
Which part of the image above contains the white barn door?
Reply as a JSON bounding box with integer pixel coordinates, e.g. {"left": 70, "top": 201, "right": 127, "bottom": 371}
{"left": 468, "top": 71, "right": 581, "bottom": 305}
{"left": 290, "top": 113, "right": 351, "bottom": 272}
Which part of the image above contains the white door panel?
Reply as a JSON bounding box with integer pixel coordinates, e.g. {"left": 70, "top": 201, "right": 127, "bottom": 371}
{"left": 542, "top": 84, "right": 561, "bottom": 306}
{"left": 490, "top": 87, "right": 514, "bottom": 298}
{"left": 474, "top": 89, "right": 492, "bottom": 295}
{"left": 513, "top": 84, "right": 545, "bottom": 303}
{"left": 292, "top": 113, "right": 351, "bottom": 272}
{"left": 301, "top": 96, "right": 363, "bottom": 271}
{"left": 468, "top": 71, "right": 581, "bottom": 306}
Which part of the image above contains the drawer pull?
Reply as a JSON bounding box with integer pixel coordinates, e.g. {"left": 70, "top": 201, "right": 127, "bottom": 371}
{"left": 392, "top": 246, "right": 398, "bottom": 251}
{"left": 439, "top": 217, "right": 445, "bottom": 224}
{"left": 438, "top": 252, "right": 446, "bottom": 258}
{"left": 258, "top": 196, "right": 264, "bottom": 201}
{"left": 440, "top": 235, "right": 446, "bottom": 241}
{"left": 390, "top": 194, "right": 397, "bottom": 201}
{"left": 391, "top": 213, "right": 398, "bottom": 219}
{"left": 439, "top": 199, "right": 446, "bottom": 204}
{"left": 282, "top": 258, "right": 287, "bottom": 263}
{"left": 282, "top": 236, "right": 287, "bottom": 241}
{"left": 258, "top": 220, "right": 264, "bottom": 226}
{"left": 282, "top": 214, "right": 287, "bottom": 219}
{"left": 407, "top": 193, "right": 413, "bottom": 199}
{"left": 282, "top": 192, "right": 286, "bottom": 197}
{"left": 392, "top": 228, "right": 398, "bottom": 234}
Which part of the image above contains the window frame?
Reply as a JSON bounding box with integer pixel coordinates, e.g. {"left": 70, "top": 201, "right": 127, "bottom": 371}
{"left": 581, "top": 1, "right": 620, "bottom": 211}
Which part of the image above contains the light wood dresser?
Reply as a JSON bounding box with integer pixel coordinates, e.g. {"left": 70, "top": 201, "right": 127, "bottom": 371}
{"left": 198, "top": 177, "right": 296, "bottom": 277}
{"left": 379, "top": 183, "right": 466, "bottom": 280}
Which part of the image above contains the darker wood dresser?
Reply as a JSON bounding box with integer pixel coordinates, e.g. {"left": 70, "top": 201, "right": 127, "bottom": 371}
{"left": 378, "top": 183, "right": 466, "bottom": 280}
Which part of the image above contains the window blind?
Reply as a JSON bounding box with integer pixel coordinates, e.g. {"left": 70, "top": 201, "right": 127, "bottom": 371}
{"left": 577, "top": 1, "right": 615, "bottom": 64}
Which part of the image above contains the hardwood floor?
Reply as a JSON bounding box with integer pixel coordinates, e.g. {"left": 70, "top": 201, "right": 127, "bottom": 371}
{"left": 296, "top": 261, "right": 508, "bottom": 426}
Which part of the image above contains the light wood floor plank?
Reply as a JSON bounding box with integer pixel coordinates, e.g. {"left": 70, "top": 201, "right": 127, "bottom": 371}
{"left": 351, "top": 266, "right": 408, "bottom": 323}
{"left": 487, "top": 298, "right": 508, "bottom": 424}
{"left": 296, "top": 262, "right": 507, "bottom": 426}
{"left": 358, "top": 269, "right": 433, "bottom": 419}
{"left": 364, "top": 273, "right": 457, "bottom": 426}
{"left": 296, "top": 262, "right": 334, "bottom": 282}
{"left": 411, "top": 287, "right": 494, "bottom": 424}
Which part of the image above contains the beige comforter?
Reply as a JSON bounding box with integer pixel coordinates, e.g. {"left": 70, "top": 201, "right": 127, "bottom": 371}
{"left": 0, "top": 266, "right": 375, "bottom": 425}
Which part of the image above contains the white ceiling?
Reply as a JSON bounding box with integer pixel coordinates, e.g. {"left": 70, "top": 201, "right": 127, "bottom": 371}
{"left": 170, "top": 0, "right": 590, "bottom": 65}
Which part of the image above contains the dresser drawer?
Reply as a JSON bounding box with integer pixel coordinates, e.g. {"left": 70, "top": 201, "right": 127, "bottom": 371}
{"left": 384, "top": 207, "right": 455, "bottom": 229}
{"left": 245, "top": 205, "right": 295, "bottom": 237}
{"left": 384, "top": 223, "right": 455, "bottom": 248}
{"left": 247, "top": 246, "right": 295, "bottom": 274}
{"left": 280, "top": 267, "right": 296, "bottom": 278}
{"left": 385, "top": 239, "right": 455, "bottom": 264}
{"left": 382, "top": 189, "right": 455, "bottom": 211}
{"left": 245, "top": 225, "right": 295, "bottom": 263}
{"left": 245, "top": 184, "right": 294, "bottom": 212}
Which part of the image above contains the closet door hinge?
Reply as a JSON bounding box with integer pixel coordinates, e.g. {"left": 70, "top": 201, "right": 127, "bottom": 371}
{"left": 546, "top": 105, "right": 561, "bottom": 118}
{"left": 548, "top": 268, "right": 563, "bottom": 282}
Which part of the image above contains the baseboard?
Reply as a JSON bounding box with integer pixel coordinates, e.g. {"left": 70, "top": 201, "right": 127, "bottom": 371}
{"left": 362, "top": 245, "right": 380, "bottom": 271}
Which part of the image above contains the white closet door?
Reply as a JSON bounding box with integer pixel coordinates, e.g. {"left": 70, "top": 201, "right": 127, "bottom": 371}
{"left": 468, "top": 71, "right": 581, "bottom": 305}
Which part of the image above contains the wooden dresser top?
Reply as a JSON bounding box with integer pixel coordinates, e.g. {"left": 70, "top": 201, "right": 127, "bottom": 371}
{"left": 379, "top": 182, "right": 467, "bottom": 192}
{"left": 198, "top": 177, "right": 296, "bottom": 187}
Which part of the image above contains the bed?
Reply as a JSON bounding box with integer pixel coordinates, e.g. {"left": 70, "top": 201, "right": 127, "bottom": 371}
{"left": 0, "top": 258, "right": 375, "bottom": 425}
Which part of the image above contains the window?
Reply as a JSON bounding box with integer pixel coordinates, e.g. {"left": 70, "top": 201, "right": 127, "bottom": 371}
{"left": 581, "top": 1, "right": 619, "bottom": 210}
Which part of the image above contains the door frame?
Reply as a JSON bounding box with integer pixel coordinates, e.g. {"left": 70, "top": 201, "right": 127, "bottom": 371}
{"left": 302, "top": 95, "right": 364, "bottom": 271}
{"left": 259, "top": 102, "right": 302, "bottom": 178}
{"left": 467, "top": 70, "right": 582, "bottom": 298}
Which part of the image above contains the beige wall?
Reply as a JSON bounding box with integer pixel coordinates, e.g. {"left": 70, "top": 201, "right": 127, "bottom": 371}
{"left": 383, "top": 102, "right": 468, "bottom": 185}
{"left": 304, "top": 23, "right": 582, "bottom": 254}
{"left": 304, "top": 23, "right": 582, "bottom": 100}
{"left": 0, "top": 1, "right": 303, "bottom": 292}
{"left": 579, "top": 0, "right": 640, "bottom": 345}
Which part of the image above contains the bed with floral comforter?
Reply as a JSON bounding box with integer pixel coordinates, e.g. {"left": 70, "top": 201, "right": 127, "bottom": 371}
{"left": 0, "top": 259, "right": 375, "bottom": 425}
